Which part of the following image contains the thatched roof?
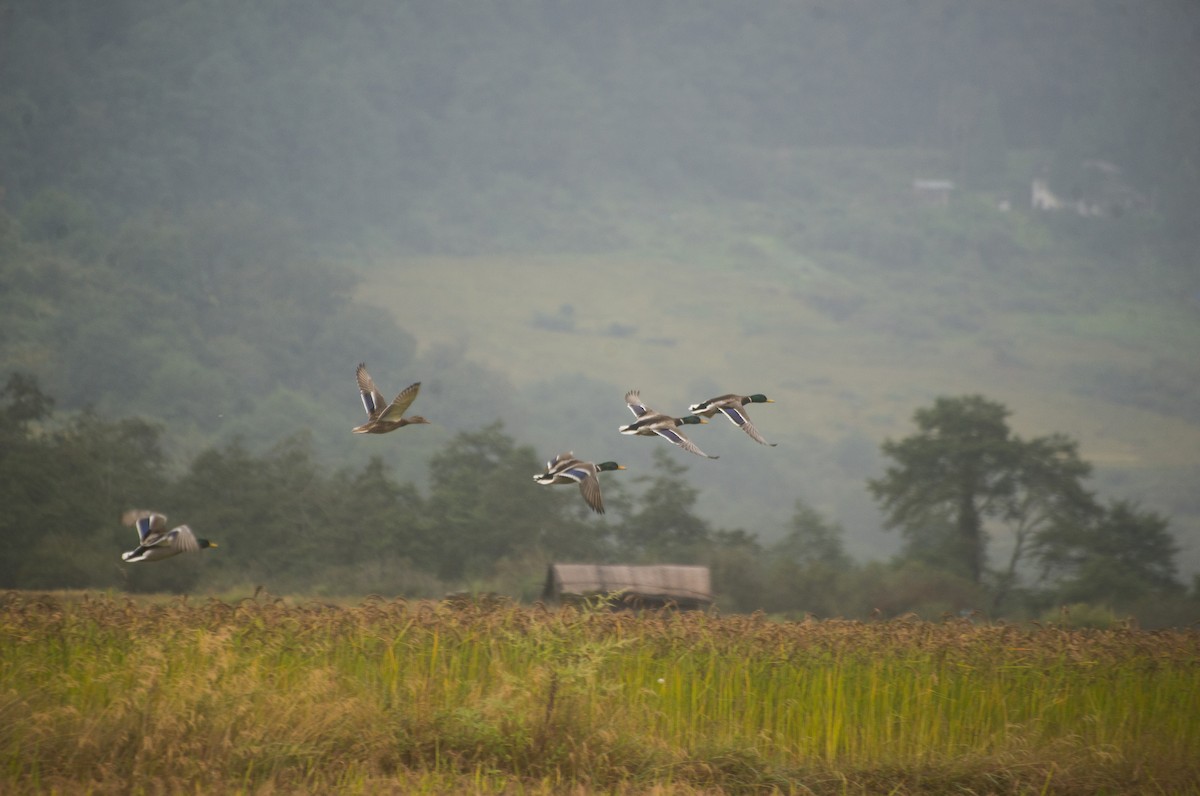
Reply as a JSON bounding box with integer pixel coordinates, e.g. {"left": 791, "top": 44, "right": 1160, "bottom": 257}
{"left": 543, "top": 563, "right": 712, "bottom": 608}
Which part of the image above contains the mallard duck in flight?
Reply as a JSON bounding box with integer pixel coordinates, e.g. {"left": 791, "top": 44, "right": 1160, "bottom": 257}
{"left": 619, "top": 390, "right": 718, "bottom": 459}
{"left": 121, "top": 509, "right": 217, "bottom": 563}
{"left": 689, "top": 393, "right": 777, "bottom": 446}
{"left": 533, "top": 452, "right": 626, "bottom": 514}
{"left": 353, "top": 362, "right": 429, "bottom": 434}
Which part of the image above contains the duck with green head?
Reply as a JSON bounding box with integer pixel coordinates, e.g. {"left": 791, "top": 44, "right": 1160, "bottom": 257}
{"left": 689, "top": 392, "right": 777, "bottom": 446}
{"left": 534, "top": 452, "right": 626, "bottom": 514}
{"left": 121, "top": 509, "right": 217, "bottom": 563}
{"left": 620, "top": 390, "right": 718, "bottom": 459}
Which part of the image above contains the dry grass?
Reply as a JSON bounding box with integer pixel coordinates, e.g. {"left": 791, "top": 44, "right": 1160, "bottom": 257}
{"left": 3, "top": 591, "right": 1199, "bottom": 794}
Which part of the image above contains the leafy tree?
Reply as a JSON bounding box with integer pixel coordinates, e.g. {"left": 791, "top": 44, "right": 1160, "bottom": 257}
{"left": 423, "top": 422, "right": 571, "bottom": 580}
{"left": 870, "top": 395, "right": 1182, "bottom": 616}
{"left": 614, "top": 448, "right": 711, "bottom": 562}
{"left": 869, "top": 395, "right": 1020, "bottom": 583}
{"left": 706, "top": 528, "right": 766, "bottom": 613}
{"left": 1035, "top": 499, "right": 1182, "bottom": 608}
{"left": 327, "top": 456, "right": 425, "bottom": 566}
{"left": 301, "top": 454, "right": 431, "bottom": 596}
{"left": 0, "top": 371, "right": 53, "bottom": 428}
{"left": 0, "top": 373, "right": 57, "bottom": 583}
{"left": 763, "top": 499, "right": 853, "bottom": 616}
{"left": 773, "top": 498, "right": 851, "bottom": 570}
{"left": 992, "top": 433, "right": 1097, "bottom": 610}
{"left": 0, "top": 374, "right": 171, "bottom": 590}
{"left": 75, "top": 415, "right": 175, "bottom": 591}
{"left": 166, "top": 434, "right": 337, "bottom": 592}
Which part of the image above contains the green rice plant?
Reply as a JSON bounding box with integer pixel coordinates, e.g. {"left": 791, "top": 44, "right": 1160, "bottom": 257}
{"left": 2, "top": 592, "right": 1198, "bottom": 794}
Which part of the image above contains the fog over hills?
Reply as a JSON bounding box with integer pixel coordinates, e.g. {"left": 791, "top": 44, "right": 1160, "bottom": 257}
{"left": 2, "top": 1, "right": 1198, "bottom": 576}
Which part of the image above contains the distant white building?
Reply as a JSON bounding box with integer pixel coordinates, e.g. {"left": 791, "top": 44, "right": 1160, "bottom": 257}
{"left": 1031, "top": 178, "right": 1065, "bottom": 211}
{"left": 1032, "top": 162, "right": 1147, "bottom": 217}
{"left": 912, "top": 179, "right": 955, "bottom": 206}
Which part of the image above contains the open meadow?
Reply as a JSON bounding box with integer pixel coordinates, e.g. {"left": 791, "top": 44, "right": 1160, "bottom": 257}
{"left": 2, "top": 591, "right": 1198, "bottom": 794}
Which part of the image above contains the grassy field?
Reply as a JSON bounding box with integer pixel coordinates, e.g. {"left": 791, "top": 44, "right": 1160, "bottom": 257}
{"left": 353, "top": 250, "right": 1200, "bottom": 467}
{"left": 4, "top": 591, "right": 1198, "bottom": 794}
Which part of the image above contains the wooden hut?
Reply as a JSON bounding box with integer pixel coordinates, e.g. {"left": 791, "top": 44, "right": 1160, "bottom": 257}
{"left": 542, "top": 563, "right": 713, "bottom": 610}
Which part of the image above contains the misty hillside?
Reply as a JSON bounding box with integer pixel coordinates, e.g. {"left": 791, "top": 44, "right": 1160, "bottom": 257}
{"left": 2, "top": 0, "right": 1199, "bottom": 575}
{"left": 4, "top": 1, "right": 1198, "bottom": 251}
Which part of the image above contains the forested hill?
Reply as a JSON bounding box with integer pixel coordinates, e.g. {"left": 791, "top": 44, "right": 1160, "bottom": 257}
{"left": 2, "top": 0, "right": 1197, "bottom": 253}
{"left": 2, "top": 1, "right": 1199, "bottom": 592}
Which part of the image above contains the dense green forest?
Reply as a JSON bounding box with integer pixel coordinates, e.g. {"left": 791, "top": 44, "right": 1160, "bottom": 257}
{"left": 2, "top": 1, "right": 1199, "bottom": 619}
{"left": 3, "top": 0, "right": 1198, "bottom": 253}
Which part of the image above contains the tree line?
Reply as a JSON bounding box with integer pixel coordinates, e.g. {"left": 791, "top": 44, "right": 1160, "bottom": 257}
{"left": 3, "top": 374, "right": 1194, "bottom": 625}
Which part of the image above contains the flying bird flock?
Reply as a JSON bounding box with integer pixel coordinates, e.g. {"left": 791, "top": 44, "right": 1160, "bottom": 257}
{"left": 120, "top": 362, "right": 776, "bottom": 561}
